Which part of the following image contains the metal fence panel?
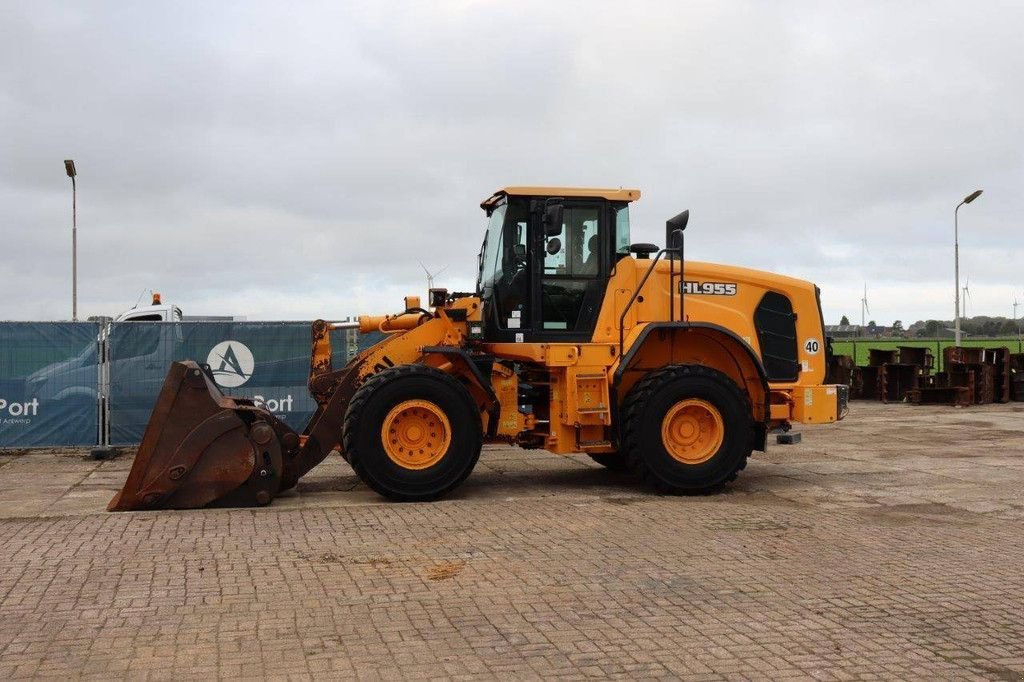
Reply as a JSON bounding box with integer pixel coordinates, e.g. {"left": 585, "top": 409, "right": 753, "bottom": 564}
{"left": 106, "top": 321, "right": 354, "bottom": 445}
{"left": 0, "top": 322, "right": 101, "bottom": 448}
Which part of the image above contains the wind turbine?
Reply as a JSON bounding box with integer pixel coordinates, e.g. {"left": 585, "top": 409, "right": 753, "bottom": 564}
{"left": 418, "top": 260, "right": 448, "bottom": 298}
{"left": 860, "top": 283, "right": 870, "bottom": 330}
{"left": 961, "top": 276, "right": 971, "bottom": 319}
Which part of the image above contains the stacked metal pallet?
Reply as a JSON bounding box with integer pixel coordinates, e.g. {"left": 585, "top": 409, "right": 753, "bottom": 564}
{"left": 1011, "top": 353, "right": 1024, "bottom": 401}
{"left": 826, "top": 354, "right": 855, "bottom": 388}
{"left": 908, "top": 346, "right": 1012, "bottom": 407}
{"left": 852, "top": 347, "right": 934, "bottom": 403}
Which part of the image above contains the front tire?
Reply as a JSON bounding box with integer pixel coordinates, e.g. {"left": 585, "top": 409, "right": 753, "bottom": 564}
{"left": 343, "top": 365, "right": 482, "bottom": 501}
{"left": 622, "top": 364, "right": 753, "bottom": 494}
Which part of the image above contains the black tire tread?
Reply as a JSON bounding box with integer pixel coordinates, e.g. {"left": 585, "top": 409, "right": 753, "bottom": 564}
{"left": 342, "top": 364, "right": 482, "bottom": 501}
{"left": 622, "top": 364, "right": 752, "bottom": 494}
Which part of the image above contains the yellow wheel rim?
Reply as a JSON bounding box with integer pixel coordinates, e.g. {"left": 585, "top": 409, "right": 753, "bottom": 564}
{"left": 381, "top": 399, "right": 451, "bottom": 470}
{"left": 661, "top": 398, "right": 724, "bottom": 465}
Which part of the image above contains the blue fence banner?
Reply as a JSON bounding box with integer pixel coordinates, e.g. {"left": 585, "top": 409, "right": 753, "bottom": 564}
{"left": 0, "top": 322, "right": 101, "bottom": 448}
{"left": 106, "top": 321, "right": 357, "bottom": 446}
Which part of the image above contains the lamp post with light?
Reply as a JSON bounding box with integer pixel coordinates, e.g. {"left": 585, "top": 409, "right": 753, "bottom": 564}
{"left": 64, "top": 160, "right": 78, "bottom": 321}
{"left": 954, "top": 189, "right": 982, "bottom": 346}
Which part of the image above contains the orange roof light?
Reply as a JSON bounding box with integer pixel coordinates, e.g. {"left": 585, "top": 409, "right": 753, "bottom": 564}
{"left": 152, "top": 292, "right": 162, "bottom": 305}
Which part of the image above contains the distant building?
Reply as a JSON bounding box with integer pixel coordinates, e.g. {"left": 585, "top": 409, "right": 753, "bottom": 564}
{"left": 824, "top": 324, "right": 861, "bottom": 339}
{"left": 824, "top": 324, "right": 892, "bottom": 339}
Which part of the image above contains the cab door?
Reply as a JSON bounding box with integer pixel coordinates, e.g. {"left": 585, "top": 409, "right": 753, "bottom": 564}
{"left": 529, "top": 201, "right": 608, "bottom": 342}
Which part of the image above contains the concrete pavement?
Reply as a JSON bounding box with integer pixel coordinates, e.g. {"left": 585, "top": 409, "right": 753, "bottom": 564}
{"left": 1, "top": 402, "right": 1023, "bottom": 679}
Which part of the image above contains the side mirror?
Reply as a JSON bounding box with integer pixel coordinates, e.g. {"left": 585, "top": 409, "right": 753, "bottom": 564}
{"left": 665, "top": 210, "right": 689, "bottom": 258}
{"left": 666, "top": 209, "right": 688, "bottom": 232}
{"left": 546, "top": 237, "right": 562, "bottom": 256}
{"left": 543, "top": 201, "right": 564, "bottom": 237}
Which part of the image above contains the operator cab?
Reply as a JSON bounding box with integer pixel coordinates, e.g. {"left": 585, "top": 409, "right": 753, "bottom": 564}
{"left": 476, "top": 187, "right": 639, "bottom": 342}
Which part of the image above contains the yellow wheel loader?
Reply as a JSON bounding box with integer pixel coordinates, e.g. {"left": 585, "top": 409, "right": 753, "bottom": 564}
{"left": 108, "top": 187, "right": 848, "bottom": 511}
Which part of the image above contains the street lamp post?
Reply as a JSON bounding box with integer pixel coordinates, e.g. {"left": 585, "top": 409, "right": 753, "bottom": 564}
{"left": 64, "top": 160, "right": 77, "bottom": 321}
{"left": 954, "top": 189, "right": 983, "bottom": 346}
{"left": 1014, "top": 299, "right": 1020, "bottom": 344}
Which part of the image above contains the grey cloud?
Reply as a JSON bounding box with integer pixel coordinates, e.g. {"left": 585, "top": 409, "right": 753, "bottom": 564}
{"left": 1, "top": 0, "right": 1022, "bottom": 326}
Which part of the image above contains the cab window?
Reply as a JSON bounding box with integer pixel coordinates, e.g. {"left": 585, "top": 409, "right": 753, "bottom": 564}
{"left": 488, "top": 201, "right": 531, "bottom": 329}
{"left": 613, "top": 204, "right": 630, "bottom": 255}
{"left": 543, "top": 206, "right": 601, "bottom": 277}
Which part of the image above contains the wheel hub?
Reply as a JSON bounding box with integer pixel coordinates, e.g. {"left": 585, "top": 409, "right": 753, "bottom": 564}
{"left": 381, "top": 399, "right": 451, "bottom": 470}
{"left": 661, "top": 398, "right": 724, "bottom": 465}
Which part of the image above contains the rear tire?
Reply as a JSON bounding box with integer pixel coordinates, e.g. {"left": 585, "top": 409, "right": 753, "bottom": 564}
{"left": 622, "top": 364, "right": 752, "bottom": 494}
{"left": 343, "top": 365, "right": 482, "bottom": 501}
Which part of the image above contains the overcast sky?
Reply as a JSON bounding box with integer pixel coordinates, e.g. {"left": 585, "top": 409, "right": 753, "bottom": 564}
{"left": 2, "top": 1, "right": 1022, "bottom": 325}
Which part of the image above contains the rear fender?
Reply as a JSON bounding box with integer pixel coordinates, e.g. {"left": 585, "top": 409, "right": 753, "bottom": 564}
{"left": 613, "top": 322, "right": 770, "bottom": 450}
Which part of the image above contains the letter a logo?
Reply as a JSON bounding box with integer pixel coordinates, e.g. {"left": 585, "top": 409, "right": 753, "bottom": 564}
{"left": 206, "top": 340, "right": 255, "bottom": 388}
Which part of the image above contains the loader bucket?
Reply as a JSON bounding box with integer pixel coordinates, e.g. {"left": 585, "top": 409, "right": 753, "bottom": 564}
{"left": 108, "top": 361, "right": 289, "bottom": 511}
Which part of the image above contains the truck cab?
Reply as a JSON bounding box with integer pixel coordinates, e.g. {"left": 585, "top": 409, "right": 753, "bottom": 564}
{"left": 477, "top": 187, "right": 638, "bottom": 343}
{"left": 114, "top": 294, "right": 183, "bottom": 323}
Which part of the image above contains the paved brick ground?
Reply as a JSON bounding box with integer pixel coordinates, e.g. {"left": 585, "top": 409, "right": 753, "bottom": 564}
{"left": 1, "top": 402, "right": 1023, "bottom": 679}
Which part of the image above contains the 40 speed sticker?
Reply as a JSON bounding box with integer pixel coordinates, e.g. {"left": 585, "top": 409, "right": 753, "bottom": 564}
{"left": 803, "top": 338, "right": 821, "bottom": 354}
{"left": 679, "top": 281, "right": 737, "bottom": 296}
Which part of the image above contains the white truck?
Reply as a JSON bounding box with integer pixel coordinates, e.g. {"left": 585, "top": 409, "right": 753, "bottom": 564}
{"left": 113, "top": 292, "right": 242, "bottom": 323}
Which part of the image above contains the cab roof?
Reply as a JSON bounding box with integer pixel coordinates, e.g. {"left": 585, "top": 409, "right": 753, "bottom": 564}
{"left": 480, "top": 186, "right": 641, "bottom": 210}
